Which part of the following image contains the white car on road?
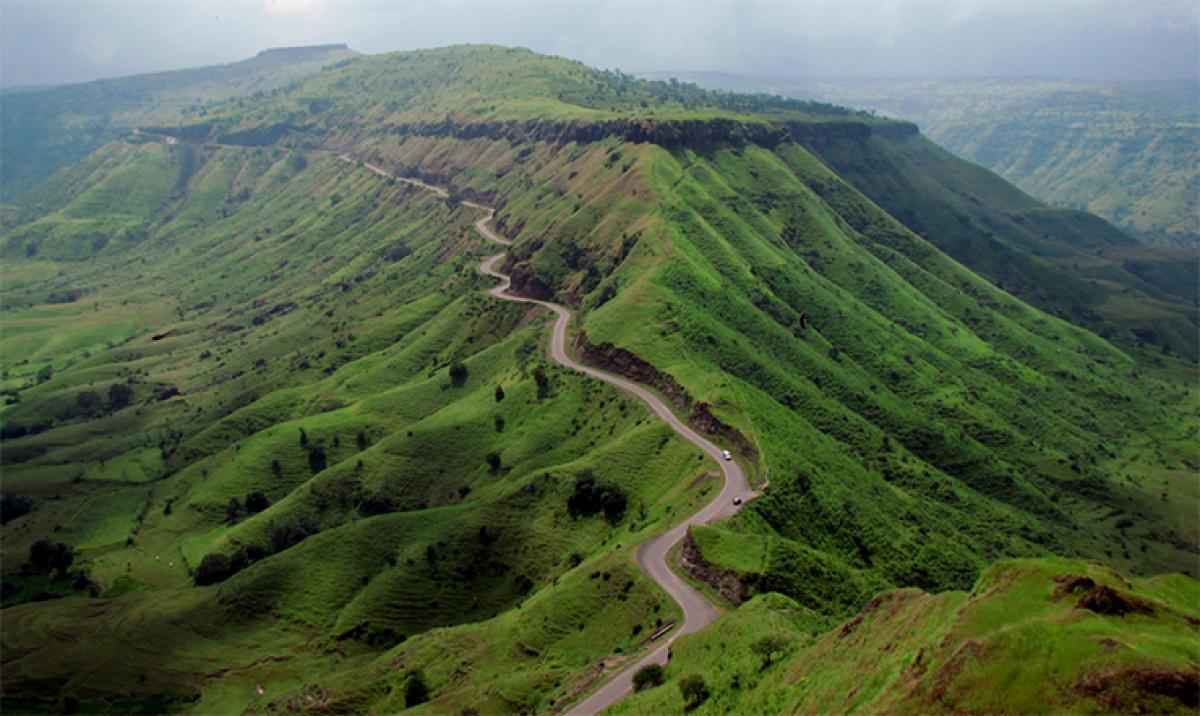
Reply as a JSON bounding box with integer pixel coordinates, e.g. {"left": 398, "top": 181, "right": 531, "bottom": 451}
{"left": 721, "top": 449, "right": 733, "bottom": 461}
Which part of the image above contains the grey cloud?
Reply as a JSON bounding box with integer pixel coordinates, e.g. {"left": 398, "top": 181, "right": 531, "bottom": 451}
{"left": 1, "top": 0, "right": 1197, "bottom": 88}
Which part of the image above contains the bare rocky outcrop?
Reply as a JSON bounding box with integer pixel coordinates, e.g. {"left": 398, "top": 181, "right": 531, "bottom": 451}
{"left": 573, "top": 330, "right": 754, "bottom": 460}
{"left": 679, "top": 532, "right": 750, "bottom": 606}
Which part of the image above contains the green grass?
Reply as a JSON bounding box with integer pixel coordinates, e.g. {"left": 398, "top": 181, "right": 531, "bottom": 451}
{"left": 1, "top": 44, "right": 1195, "bottom": 714}
{"left": 609, "top": 557, "right": 1200, "bottom": 714}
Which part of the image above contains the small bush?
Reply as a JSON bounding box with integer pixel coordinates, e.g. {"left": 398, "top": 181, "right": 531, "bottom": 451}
{"left": 194, "top": 553, "right": 233, "bottom": 585}
{"left": 567, "top": 472, "right": 627, "bottom": 523}
{"left": 107, "top": 383, "right": 134, "bottom": 410}
{"left": 0, "top": 494, "right": 33, "bottom": 524}
{"left": 633, "top": 664, "right": 665, "bottom": 691}
{"left": 244, "top": 491, "right": 270, "bottom": 513}
{"left": 28, "top": 539, "right": 74, "bottom": 576}
{"left": 449, "top": 361, "right": 469, "bottom": 387}
{"left": 679, "top": 675, "right": 709, "bottom": 710}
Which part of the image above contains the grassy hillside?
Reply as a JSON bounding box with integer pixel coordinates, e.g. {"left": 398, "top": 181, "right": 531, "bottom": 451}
{"left": 652, "top": 73, "right": 1199, "bottom": 248}
{"left": 0, "top": 44, "right": 357, "bottom": 200}
{"left": 609, "top": 557, "right": 1200, "bottom": 714}
{"left": 1, "top": 46, "right": 1196, "bottom": 713}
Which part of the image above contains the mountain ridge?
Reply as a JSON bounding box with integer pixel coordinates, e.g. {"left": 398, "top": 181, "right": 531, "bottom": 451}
{"left": 0, "top": 44, "right": 1195, "bottom": 715}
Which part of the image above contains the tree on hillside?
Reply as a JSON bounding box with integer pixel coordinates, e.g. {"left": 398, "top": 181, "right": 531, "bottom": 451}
{"left": 679, "top": 675, "right": 710, "bottom": 710}
{"left": 449, "top": 361, "right": 469, "bottom": 387}
{"left": 75, "top": 390, "right": 102, "bottom": 415}
{"left": 751, "top": 635, "right": 792, "bottom": 669}
{"left": 107, "top": 383, "right": 134, "bottom": 411}
{"left": 307, "top": 444, "right": 327, "bottom": 474}
{"left": 533, "top": 366, "right": 551, "bottom": 399}
{"left": 245, "top": 491, "right": 270, "bottom": 513}
{"left": 194, "top": 553, "right": 233, "bottom": 585}
{"left": 567, "top": 472, "right": 627, "bottom": 523}
{"left": 28, "top": 539, "right": 74, "bottom": 577}
{"left": 225, "top": 497, "right": 242, "bottom": 523}
{"left": 633, "top": 664, "right": 665, "bottom": 691}
{"left": 494, "top": 384, "right": 505, "bottom": 402}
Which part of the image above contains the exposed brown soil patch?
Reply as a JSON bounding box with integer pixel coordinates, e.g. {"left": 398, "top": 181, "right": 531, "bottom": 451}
{"left": 574, "top": 330, "right": 754, "bottom": 460}
{"left": 1076, "top": 584, "right": 1155, "bottom": 617}
{"left": 1052, "top": 573, "right": 1096, "bottom": 598}
{"left": 1074, "top": 665, "right": 1200, "bottom": 711}
{"left": 678, "top": 532, "right": 750, "bottom": 606}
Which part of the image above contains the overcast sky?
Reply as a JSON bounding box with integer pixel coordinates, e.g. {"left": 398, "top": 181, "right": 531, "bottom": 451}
{"left": 2, "top": 0, "right": 1198, "bottom": 88}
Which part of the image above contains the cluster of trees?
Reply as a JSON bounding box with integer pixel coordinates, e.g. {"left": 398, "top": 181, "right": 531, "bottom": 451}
{"left": 557, "top": 67, "right": 860, "bottom": 119}
{"left": 27, "top": 539, "right": 74, "bottom": 576}
{"left": 566, "top": 472, "right": 627, "bottom": 523}
{"left": 73, "top": 383, "right": 135, "bottom": 416}
{"left": 194, "top": 516, "right": 318, "bottom": 586}
{"left": 224, "top": 490, "right": 271, "bottom": 523}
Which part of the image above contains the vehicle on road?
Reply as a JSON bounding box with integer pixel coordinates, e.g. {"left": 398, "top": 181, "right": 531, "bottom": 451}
{"left": 733, "top": 497, "right": 743, "bottom": 506}
{"left": 722, "top": 449, "right": 733, "bottom": 461}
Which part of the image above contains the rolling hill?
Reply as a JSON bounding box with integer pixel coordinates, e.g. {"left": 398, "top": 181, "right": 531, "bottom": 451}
{"left": 1, "top": 45, "right": 1196, "bottom": 714}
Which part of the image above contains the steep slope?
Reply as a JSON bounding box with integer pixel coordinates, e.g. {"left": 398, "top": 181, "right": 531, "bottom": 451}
{"left": 0, "top": 44, "right": 357, "bottom": 199}
{"left": 1, "top": 46, "right": 1196, "bottom": 714}
{"left": 650, "top": 73, "right": 1200, "bottom": 248}
{"left": 610, "top": 557, "right": 1200, "bottom": 714}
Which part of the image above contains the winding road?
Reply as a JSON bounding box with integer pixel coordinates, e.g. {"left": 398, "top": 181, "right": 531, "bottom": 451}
{"left": 354, "top": 157, "right": 758, "bottom": 714}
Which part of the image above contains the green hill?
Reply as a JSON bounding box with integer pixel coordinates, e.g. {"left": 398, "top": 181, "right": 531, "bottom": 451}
{"left": 651, "top": 73, "right": 1199, "bottom": 249}
{"left": 610, "top": 557, "right": 1200, "bottom": 714}
{"left": 0, "top": 43, "right": 357, "bottom": 200}
{"left": 1, "top": 46, "right": 1195, "bottom": 714}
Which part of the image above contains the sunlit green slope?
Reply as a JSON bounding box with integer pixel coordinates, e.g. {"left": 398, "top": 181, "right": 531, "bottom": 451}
{"left": 1, "top": 45, "right": 1195, "bottom": 714}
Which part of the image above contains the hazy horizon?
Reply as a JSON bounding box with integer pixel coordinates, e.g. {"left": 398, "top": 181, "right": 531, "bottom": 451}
{"left": 2, "top": 0, "right": 1198, "bottom": 89}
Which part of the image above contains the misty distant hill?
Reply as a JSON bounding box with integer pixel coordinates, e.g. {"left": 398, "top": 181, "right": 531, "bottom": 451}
{"left": 0, "top": 44, "right": 356, "bottom": 199}
{"left": 644, "top": 73, "right": 1199, "bottom": 248}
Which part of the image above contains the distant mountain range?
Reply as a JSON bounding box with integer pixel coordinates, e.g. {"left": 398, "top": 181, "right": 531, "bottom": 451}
{"left": 644, "top": 73, "right": 1199, "bottom": 249}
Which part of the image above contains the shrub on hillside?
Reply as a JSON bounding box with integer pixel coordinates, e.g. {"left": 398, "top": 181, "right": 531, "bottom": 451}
{"left": 268, "top": 518, "right": 319, "bottom": 553}
{"left": 751, "top": 635, "right": 792, "bottom": 669}
{"left": 633, "top": 664, "right": 665, "bottom": 691}
{"left": 449, "top": 361, "right": 469, "bottom": 387}
{"left": 225, "top": 498, "right": 242, "bottom": 523}
{"left": 307, "top": 444, "right": 327, "bottom": 474}
{"left": 107, "top": 383, "right": 134, "bottom": 411}
{"left": 679, "top": 675, "right": 710, "bottom": 710}
{"left": 75, "top": 390, "right": 102, "bottom": 416}
{"left": 244, "top": 491, "right": 270, "bottom": 513}
{"left": 27, "top": 539, "right": 73, "bottom": 576}
{"left": 0, "top": 494, "right": 33, "bottom": 524}
{"left": 194, "top": 553, "right": 233, "bottom": 585}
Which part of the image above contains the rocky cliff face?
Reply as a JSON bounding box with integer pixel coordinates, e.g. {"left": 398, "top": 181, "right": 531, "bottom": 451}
{"left": 574, "top": 331, "right": 755, "bottom": 460}
{"left": 151, "top": 115, "right": 916, "bottom": 153}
